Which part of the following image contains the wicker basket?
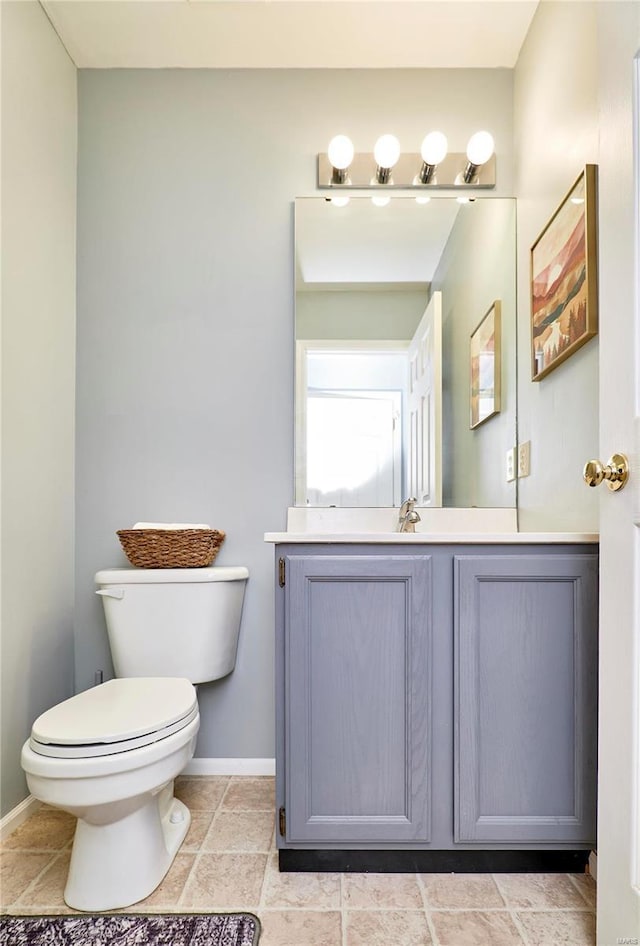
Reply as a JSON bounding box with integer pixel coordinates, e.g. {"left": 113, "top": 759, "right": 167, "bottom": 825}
{"left": 116, "top": 528, "right": 225, "bottom": 569}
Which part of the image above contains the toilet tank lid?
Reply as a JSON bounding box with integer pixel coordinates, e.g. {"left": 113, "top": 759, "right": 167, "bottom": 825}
{"left": 31, "top": 678, "right": 197, "bottom": 747}
{"left": 95, "top": 566, "right": 249, "bottom": 585}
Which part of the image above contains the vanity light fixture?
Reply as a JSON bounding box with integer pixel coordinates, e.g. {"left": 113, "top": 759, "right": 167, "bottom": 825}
{"left": 373, "top": 134, "right": 401, "bottom": 184}
{"left": 327, "top": 135, "right": 354, "bottom": 184}
{"left": 416, "top": 131, "right": 448, "bottom": 184}
{"left": 460, "top": 131, "right": 495, "bottom": 184}
{"left": 318, "top": 130, "right": 496, "bottom": 190}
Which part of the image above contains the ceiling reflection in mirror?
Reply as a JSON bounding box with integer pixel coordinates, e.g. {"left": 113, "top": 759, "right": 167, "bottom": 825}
{"left": 295, "top": 197, "right": 517, "bottom": 509}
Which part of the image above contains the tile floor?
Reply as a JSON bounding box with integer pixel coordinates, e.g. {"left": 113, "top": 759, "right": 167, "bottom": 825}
{"left": 1, "top": 776, "right": 596, "bottom": 946}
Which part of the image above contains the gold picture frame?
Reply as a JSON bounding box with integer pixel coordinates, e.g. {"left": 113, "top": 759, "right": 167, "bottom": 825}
{"left": 531, "top": 165, "right": 598, "bottom": 381}
{"left": 470, "top": 300, "right": 501, "bottom": 429}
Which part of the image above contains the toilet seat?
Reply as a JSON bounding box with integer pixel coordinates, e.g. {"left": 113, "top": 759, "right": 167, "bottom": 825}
{"left": 30, "top": 678, "right": 198, "bottom": 760}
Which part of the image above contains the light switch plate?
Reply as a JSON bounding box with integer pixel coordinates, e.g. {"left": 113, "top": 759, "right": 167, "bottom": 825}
{"left": 518, "top": 441, "right": 531, "bottom": 477}
{"left": 506, "top": 448, "right": 516, "bottom": 482}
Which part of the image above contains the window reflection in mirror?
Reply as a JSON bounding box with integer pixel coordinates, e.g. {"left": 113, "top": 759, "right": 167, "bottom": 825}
{"left": 294, "top": 197, "right": 517, "bottom": 509}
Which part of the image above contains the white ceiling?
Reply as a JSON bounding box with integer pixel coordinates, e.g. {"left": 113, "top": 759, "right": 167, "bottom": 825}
{"left": 42, "top": 0, "right": 539, "bottom": 69}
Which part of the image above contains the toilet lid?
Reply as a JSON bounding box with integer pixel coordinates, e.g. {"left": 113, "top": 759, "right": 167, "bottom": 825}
{"left": 30, "top": 678, "right": 198, "bottom": 759}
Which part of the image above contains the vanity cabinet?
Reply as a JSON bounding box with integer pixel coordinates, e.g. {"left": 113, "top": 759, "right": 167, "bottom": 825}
{"left": 454, "top": 554, "right": 598, "bottom": 846}
{"left": 275, "top": 543, "right": 598, "bottom": 865}
{"left": 282, "top": 553, "right": 433, "bottom": 844}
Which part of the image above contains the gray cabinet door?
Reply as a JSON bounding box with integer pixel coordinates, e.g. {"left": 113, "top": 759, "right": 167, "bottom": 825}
{"left": 454, "top": 554, "right": 598, "bottom": 844}
{"left": 284, "top": 554, "right": 432, "bottom": 843}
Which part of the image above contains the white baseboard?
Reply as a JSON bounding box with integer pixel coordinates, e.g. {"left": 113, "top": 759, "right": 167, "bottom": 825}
{"left": 0, "top": 795, "right": 41, "bottom": 842}
{"left": 588, "top": 850, "right": 598, "bottom": 881}
{"left": 183, "top": 758, "right": 275, "bottom": 777}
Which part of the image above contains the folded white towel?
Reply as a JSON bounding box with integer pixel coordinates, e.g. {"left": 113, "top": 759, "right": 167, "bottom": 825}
{"left": 132, "top": 522, "right": 212, "bottom": 530}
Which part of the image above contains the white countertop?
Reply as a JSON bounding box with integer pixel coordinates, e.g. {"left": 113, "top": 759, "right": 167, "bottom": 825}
{"left": 264, "top": 532, "right": 599, "bottom": 544}
{"left": 266, "top": 509, "right": 598, "bottom": 544}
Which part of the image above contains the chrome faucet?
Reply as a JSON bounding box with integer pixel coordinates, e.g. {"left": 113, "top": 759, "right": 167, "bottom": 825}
{"left": 397, "top": 497, "right": 421, "bottom": 533}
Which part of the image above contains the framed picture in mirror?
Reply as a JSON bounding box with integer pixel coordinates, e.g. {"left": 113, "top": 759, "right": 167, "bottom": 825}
{"left": 531, "top": 165, "right": 598, "bottom": 381}
{"left": 470, "top": 300, "right": 501, "bottom": 429}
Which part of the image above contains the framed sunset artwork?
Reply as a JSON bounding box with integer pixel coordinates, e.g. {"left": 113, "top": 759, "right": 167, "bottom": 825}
{"left": 531, "top": 165, "right": 598, "bottom": 381}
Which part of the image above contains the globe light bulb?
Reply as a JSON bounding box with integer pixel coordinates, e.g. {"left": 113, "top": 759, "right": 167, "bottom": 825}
{"left": 327, "top": 135, "right": 354, "bottom": 171}
{"left": 415, "top": 195, "right": 431, "bottom": 205}
{"left": 420, "top": 131, "right": 448, "bottom": 166}
{"left": 374, "top": 134, "right": 401, "bottom": 170}
{"left": 466, "top": 131, "right": 495, "bottom": 166}
{"left": 330, "top": 195, "right": 350, "bottom": 208}
{"left": 371, "top": 194, "right": 391, "bottom": 208}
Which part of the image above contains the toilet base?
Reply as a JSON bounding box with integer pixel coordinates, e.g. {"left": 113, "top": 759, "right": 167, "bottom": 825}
{"left": 64, "top": 785, "right": 190, "bottom": 911}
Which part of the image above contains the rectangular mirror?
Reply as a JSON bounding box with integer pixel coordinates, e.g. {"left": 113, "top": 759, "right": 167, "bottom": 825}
{"left": 295, "top": 196, "right": 517, "bottom": 508}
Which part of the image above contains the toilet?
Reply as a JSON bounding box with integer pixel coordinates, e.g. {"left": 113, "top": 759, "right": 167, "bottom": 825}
{"left": 21, "top": 565, "right": 248, "bottom": 912}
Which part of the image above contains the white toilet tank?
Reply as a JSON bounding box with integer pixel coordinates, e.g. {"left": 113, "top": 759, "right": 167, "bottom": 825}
{"left": 95, "top": 567, "right": 248, "bottom": 684}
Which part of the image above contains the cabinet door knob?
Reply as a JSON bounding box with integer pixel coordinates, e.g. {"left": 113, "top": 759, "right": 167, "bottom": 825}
{"left": 583, "top": 453, "right": 629, "bottom": 491}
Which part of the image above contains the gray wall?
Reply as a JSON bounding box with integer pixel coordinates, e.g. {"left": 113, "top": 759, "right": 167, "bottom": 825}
{"left": 432, "top": 200, "right": 517, "bottom": 508}
{"left": 514, "top": 2, "right": 599, "bottom": 532}
{"left": 76, "top": 68, "right": 514, "bottom": 759}
{"left": 296, "top": 289, "right": 427, "bottom": 341}
{"left": 1, "top": 2, "right": 77, "bottom": 816}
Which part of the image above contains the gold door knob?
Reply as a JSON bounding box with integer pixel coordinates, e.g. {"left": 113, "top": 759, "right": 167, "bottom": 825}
{"left": 583, "top": 453, "right": 629, "bottom": 491}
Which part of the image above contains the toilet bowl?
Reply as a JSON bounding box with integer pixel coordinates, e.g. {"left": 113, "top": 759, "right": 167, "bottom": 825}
{"left": 21, "top": 564, "right": 248, "bottom": 911}
{"left": 21, "top": 677, "right": 199, "bottom": 912}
